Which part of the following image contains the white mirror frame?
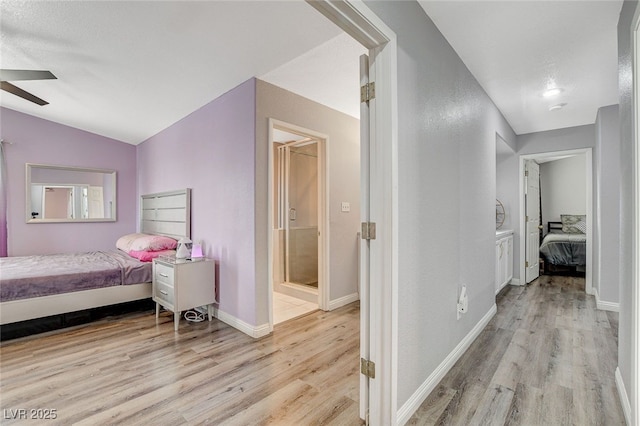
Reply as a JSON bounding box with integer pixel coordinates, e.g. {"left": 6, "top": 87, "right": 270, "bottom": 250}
{"left": 25, "top": 163, "right": 117, "bottom": 223}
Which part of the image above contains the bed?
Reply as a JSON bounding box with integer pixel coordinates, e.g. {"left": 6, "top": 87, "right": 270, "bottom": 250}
{"left": 0, "top": 188, "right": 191, "bottom": 326}
{"left": 539, "top": 218, "right": 586, "bottom": 275}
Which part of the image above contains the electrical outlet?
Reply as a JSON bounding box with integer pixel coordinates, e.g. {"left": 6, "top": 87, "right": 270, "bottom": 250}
{"left": 341, "top": 202, "right": 350, "bottom": 212}
{"left": 457, "top": 285, "right": 468, "bottom": 320}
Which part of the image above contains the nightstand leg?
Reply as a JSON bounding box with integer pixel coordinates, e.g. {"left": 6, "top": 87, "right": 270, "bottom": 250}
{"left": 207, "top": 304, "right": 213, "bottom": 321}
{"left": 155, "top": 302, "right": 160, "bottom": 319}
{"left": 174, "top": 311, "right": 180, "bottom": 331}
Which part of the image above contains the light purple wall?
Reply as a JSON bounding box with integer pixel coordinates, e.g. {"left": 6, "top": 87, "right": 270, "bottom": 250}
{"left": 136, "top": 79, "right": 258, "bottom": 326}
{"left": 0, "top": 107, "right": 137, "bottom": 256}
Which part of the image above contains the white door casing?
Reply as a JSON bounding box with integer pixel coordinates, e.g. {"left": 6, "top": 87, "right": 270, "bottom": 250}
{"left": 305, "top": 2, "right": 398, "bottom": 424}
{"left": 518, "top": 149, "right": 593, "bottom": 294}
{"left": 525, "top": 160, "right": 540, "bottom": 283}
{"left": 268, "top": 120, "right": 329, "bottom": 318}
{"left": 359, "top": 53, "right": 371, "bottom": 421}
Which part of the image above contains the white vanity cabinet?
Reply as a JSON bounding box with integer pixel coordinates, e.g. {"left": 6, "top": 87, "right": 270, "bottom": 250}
{"left": 495, "top": 230, "right": 513, "bottom": 294}
{"left": 153, "top": 257, "right": 216, "bottom": 331}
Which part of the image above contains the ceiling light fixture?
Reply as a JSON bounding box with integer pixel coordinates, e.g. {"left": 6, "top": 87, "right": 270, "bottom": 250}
{"left": 549, "top": 103, "right": 567, "bottom": 111}
{"left": 542, "top": 88, "right": 564, "bottom": 98}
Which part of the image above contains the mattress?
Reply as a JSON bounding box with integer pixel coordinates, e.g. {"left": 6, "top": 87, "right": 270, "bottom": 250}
{"left": 539, "top": 232, "right": 586, "bottom": 266}
{"left": 0, "top": 250, "right": 152, "bottom": 302}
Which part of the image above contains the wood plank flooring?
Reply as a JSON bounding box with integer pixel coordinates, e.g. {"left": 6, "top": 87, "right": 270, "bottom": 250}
{"left": 0, "top": 275, "right": 624, "bottom": 425}
{"left": 0, "top": 304, "right": 361, "bottom": 425}
{"left": 409, "top": 275, "right": 625, "bottom": 425}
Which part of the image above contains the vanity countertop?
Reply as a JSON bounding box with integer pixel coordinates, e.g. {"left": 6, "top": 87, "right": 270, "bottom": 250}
{"left": 496, "top": 229, "right": 514, "bottom": 239}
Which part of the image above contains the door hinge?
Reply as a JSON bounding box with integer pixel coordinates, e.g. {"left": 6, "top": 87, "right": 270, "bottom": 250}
{"left": 361, "top": 358, "right": 376, "bottom": 379}
{"left": 361, "top": 222, "right": 376, "bottom": 240}
{"left": 525, "top": 170, "right": 529, "bottom": 177}
{"left": 361, "top": 82, "right": 375, "bottom": 103}
{"left": 526, "top": 261, "right": 529, "bottom": 268}
{"left": 525, "top": 215, "right": 529, "bottom": 222}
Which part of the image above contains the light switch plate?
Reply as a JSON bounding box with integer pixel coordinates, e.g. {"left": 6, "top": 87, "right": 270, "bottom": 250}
{"left": 341, "top": 202, "right": 350, "bottom": 212}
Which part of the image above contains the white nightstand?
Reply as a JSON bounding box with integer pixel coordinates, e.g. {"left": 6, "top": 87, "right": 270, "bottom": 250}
{"left": 152, "top": 257, "right": 216, "bottom": 331}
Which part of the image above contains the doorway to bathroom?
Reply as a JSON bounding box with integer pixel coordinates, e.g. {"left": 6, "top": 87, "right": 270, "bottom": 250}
{"left": 271, "top": 122, "right": 325, "bottom": 324}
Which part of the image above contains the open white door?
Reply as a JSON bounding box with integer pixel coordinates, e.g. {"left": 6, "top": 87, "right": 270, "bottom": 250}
{"left": 525, "top": 160, "right": 541, "bottom": 283}
{"left": 306, "top": 2, "right": 397, "bottom": 423}
{"left": 359, "top": 53, "right": 371, "bottom": 423}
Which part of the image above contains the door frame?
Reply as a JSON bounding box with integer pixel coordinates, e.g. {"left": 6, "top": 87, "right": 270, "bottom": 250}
{"left": 267, "top": 119, "right": 329, "bottom": 315}
{"left": 518, "top": 148, "right": 593, "bottom": 294}
{"left": 306, "top": 1, "right": 398, "bottom": 424}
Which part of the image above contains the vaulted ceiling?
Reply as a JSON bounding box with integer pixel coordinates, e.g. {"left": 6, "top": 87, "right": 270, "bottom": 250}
{"left": 0, "top": 1, "right": 624, "bottom": 144}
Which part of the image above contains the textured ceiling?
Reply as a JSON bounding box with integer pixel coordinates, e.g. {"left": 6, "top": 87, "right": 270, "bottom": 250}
{"left": 0, "top": 1, "right": 626, "bottom": 145}
{"left": 261, "top": 32, "right": 367, "bottom": 119}
{"left": 418, "top": 0, "right": 623, "bottom": 135}
{"left": 0, "top": 1, "right": 342, "bottom": 144}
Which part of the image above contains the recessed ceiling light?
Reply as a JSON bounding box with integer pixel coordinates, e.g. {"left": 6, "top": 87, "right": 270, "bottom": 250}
{"left": 543, "top": 88, "right": 564, "bottom": 98}
{"left": 549, "top": 103, "right": 567, "bottom": 111}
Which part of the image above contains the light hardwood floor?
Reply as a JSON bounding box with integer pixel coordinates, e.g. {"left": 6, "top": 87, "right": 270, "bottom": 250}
{"left": 409, "top": 275, "right": 625, "bottom": 425}
{"left": 0, "top": 275, "right": 624, "bottom": 425}
{"left": 0, "top": 304, "right": 361, "bottom": 425}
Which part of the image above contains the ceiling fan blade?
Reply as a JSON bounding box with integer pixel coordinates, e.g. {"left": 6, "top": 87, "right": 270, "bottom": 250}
{"left": 0, "top": 69, "right": 56, "bottom": 82}
{"left": 1, "top": 81, "right": 49, "bottom": 105}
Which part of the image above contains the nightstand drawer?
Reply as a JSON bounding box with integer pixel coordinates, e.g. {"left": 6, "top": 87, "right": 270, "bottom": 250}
{"left": 154, "top": 263, "right": 175, "bottom": 285}
{"left": 154, "top": 281, "right": 174, "bottom": 306}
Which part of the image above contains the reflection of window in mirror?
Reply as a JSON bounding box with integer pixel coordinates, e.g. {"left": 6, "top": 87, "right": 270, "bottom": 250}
{"left": 26, "top": 163, "right": 116, "bottom": 223}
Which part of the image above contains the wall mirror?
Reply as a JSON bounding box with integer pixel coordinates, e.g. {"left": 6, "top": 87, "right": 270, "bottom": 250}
{"left": 26, "top": 163, "right": 117, "bottom": 223}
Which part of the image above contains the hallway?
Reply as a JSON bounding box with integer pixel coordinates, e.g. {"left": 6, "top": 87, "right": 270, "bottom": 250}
{"left": 409, "top": 275, "right": 625, "bottom": 425}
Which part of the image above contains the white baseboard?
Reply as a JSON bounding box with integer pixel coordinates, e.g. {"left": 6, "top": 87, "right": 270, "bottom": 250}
{"left": 510, "top": 278, "right": 522, "bottom": 286}
{"left": 396, "top": 303, "right": 498, "bottom": 425}
{"left": 595, "top": 289, "right": 620, "bottom": 312}
{"left": 212, "top": 307, "right": 272, "bottom": 338}
{"left": 328, "top": 292, "right": 359, "bottom": 311}
{"left": 615, "top": 367, "right": 632, "bottom": 425}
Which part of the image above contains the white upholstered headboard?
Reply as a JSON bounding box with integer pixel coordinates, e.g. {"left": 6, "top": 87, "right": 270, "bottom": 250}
{"left": 140, "top": 189, "right": 191, "bottom": 240}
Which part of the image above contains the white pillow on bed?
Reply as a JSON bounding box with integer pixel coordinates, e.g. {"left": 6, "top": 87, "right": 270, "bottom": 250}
{"left": 116, "top": 233, "right": 177, "bottom": 252}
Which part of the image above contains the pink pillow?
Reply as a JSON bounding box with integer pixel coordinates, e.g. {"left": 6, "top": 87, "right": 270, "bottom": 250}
{"left": 116, "top": 233, "right": 177, "bottom": 252}
{"left": 128, "top": 249, "right": 176, "bottom": 262}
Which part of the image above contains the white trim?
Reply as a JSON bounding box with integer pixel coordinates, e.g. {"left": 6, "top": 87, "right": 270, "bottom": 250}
{"left": 212, "top": 307, "right": 271, "bottom": 338}
{"left": 518, "top": 148, "right": 593, "bottom": 294}
{"left": 0, "top": 283, "right": 151, "bottom": 325}
{"left": 328, "top": 292, "right": 360, "bottom": 311}
{"left": 307, "top": 2, "right": 398, "bottom": 424}
{"left": 594, "top": 289, "right": 620, "bottom": 313}
{"left": 509, "top": 278, "right": 522, "bottom": 286}
{"left": 396, "top": 304, "right": 498, "bottom": 425}
{"left": 616, "top": 366, "right": 632, "bottom": 425}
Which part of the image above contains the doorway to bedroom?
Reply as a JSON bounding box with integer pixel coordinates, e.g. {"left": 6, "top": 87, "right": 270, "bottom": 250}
{"left": 271, "top": 123, "right": 324, "bottom": 324}
{"left": 519, "top": 148, "right": 593, "bottom": 294}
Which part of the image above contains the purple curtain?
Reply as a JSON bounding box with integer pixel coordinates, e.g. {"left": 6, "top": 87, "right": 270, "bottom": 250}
{"left": 0, "top": 141, "right": 7, "bottom": 257}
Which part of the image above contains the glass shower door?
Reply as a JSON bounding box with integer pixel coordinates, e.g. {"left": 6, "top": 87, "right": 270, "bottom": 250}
{"left": 278, "top": 142, "right": 319, "bottom": 288}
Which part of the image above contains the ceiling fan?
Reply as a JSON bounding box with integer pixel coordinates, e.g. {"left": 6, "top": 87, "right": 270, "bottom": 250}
{"left": 0, "top": 69, "right": 57, "bottom": 106}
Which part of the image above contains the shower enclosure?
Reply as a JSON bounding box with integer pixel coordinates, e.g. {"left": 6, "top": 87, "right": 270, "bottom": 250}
{"left": 275, "top": 140, "right": 319, "bottom": 292}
